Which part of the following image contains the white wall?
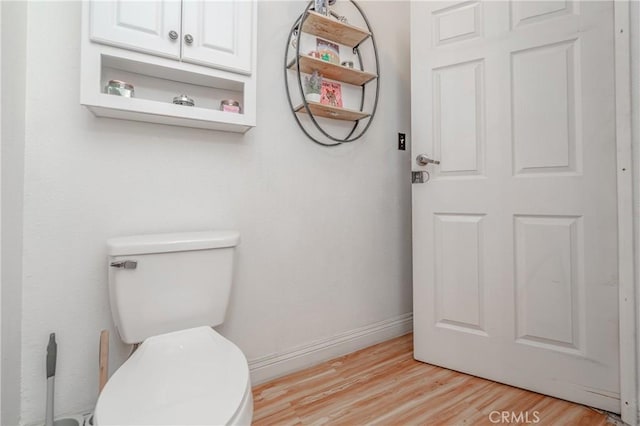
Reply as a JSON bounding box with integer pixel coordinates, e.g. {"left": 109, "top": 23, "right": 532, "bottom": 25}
{"left": 1, "top": 2, "right": 27, "bottom": 425}
{"left": 16, "top": 1, "right": 412, "bottom": 424}
{"left": 632, "top": 1, "right": 640, "bottom": 422}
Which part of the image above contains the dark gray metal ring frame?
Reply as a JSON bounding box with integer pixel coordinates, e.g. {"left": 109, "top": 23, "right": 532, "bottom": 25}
{"left": 284, "top": 0, "right": 380, "bottom": 147}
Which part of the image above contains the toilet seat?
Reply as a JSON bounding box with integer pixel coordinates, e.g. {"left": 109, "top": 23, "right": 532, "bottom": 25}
{"left": 94, "top": 326, "right": 252, "bottom": 426}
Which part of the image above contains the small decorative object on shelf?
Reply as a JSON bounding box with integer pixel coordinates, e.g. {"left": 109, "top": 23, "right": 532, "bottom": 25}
{"left": 329, "top": 10, "right": 348, "bottom": 23}
{"left": 321, "top": 81, "right": 342, "bottom": 107}
{"left": 304, "top": 70, "right": 323, "bottom": 102}
{"left": 314, "top": 0, "right": 329, "bottom": 15}
{"left": 220, "top": 99, "right": 241, "bottom": 113}
{"left": 341, "top": 60, "right": 354, "bottom": 68}
{"left": 308, "top": 50, "right": 321, "bottom": 59}
{"left": 172, "top": 94, "right": 195, "bottom": 106}
{"left": 105, "top": 80, "right": 134, "bottom": 97}
{"left": 317, "top": 38, "right": 340, "bottom": 64}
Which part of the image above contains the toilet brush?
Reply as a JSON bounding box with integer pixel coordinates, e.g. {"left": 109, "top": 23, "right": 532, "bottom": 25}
{"left": 45, "top": 333, "right": 57, "bottom": 426}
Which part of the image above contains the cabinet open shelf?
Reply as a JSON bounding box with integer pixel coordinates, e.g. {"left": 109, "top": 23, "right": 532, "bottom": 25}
{"left": 288, "top": 55, "right": 377, "bottom": 86}
{"left": 301, "top": 11, "right": 371, "bottom": 47}
{"left": 294, "top": 101, "right": 370, "bottom": 121}
{"left": 87, "top": 93, "right": 253, "bottom": 132}
{"left": 81, "top": 49, "right": 256, "bottom": 133}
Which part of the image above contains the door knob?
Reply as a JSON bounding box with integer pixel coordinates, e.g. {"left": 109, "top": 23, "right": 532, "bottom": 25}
{"left": 184, "top": 34, "right": 194, "bottom": 45}
{"left": 416, "top": 154, "right": 440, "bottom": 166}
{"left": 168, "top": 30, "right": 178, "bottom": 40}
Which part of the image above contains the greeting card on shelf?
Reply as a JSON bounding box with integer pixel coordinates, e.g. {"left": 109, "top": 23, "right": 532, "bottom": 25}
{"left": 316, "top": 38, "right": 340, "bottom": 64}
{"left": 320, "top": 81, "right": 343, "bottom": 108}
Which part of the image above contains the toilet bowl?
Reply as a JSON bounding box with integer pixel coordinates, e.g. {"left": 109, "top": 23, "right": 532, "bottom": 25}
{"left": 96, "top": 231, "right": 251, "bottom": 425}
{"left": 95, "top": 326, "right": 252, "bottom": 426}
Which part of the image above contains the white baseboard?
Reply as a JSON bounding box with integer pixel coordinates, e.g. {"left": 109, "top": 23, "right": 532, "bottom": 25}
{"left": 248, "top": 312, "right": 413, "bottom": 385}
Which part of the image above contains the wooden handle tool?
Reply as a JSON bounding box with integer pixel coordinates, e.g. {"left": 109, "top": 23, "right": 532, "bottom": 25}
{"left": 98, "top": 330, "right": 109, "bottom": 394}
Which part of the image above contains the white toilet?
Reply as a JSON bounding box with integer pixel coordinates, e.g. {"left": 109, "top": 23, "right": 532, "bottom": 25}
{"left": 94, "top": 231, "right": 252, "bottom": 426}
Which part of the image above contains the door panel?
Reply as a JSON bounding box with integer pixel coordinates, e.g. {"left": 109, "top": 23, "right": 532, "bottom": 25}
{"left": 511, "top": 1, "right": 576, "bottom": 28}
{"left": 434, "top": 213, "right": 486, "bottom": 334}
{"left": 181, "top": 0, "right": 254, "bottom": 74}
{"left": 433, "top": 1, "right": 483, "bottom": 46}
{"left": 514, "top": 215, "right": 583, "bottom": 353}
{"left": 433, "top": 60, "right": 485, "bottom": 177}
{"left": 511, "top": 40, "right": 579, "bottom": 175}
{"left": 411, "top": 0, "right": 619, "bottom": 412}
{"left": 89, "top": 0, "right": 181, "bottom": 58}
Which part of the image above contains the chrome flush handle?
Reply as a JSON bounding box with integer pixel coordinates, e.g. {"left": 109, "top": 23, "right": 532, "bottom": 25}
{"left": 110, "top": 260, "right": 138, "bottom": 270}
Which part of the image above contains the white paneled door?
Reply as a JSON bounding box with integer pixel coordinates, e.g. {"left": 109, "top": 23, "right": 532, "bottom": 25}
{"left": 411, "top": 1, "right": 620, "bottom": 412}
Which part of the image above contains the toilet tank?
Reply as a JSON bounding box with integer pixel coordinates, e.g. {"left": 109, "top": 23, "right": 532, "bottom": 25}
{"left": 107, "top": 231, "right": 240, "bottom": 344}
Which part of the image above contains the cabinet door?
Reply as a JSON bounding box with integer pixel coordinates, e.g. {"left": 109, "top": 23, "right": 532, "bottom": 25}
{"left": 181, "top": 0, "right": 255, "bottom": 74}
{"left": 89, "top": 0, "right": 182, "bottom": 59}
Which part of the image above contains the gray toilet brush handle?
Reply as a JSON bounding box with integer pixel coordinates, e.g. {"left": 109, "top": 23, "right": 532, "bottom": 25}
{"left": 45, "top": 333, "right": 57, "bottom": 426}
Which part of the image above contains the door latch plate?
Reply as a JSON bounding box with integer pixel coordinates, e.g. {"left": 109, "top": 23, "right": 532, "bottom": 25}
{"left": 412, "top": 171, "right": 429, "bottom": 184}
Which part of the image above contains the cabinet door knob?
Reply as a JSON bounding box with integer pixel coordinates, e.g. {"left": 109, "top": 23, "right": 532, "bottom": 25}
{"left": 184, "top": 34, "right": 194, "bottom": 45}
{"left": 168, "top": 30, "right": 178, "bottom": 40}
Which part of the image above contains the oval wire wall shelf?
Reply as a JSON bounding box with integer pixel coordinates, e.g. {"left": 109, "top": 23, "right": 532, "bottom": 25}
{"left": 284, "top": 0, "right": 380, "bottom": 147}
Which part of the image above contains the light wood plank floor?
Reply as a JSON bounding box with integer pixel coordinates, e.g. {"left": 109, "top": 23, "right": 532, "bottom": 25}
{"left": 252, "top": 333, "right": 610, "bottom": 425}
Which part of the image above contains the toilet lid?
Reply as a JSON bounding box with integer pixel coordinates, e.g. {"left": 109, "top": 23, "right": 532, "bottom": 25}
{"left": 95, "top": 327, "right": 250, "bottom": 425}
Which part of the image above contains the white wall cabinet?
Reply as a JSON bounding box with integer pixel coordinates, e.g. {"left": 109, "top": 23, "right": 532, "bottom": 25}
{"left": 89, "top": 0, "right": 253, "bottom": 75}
{"left": 81, "top": 0, "right": 257, "bottom": 133}
{"left": 89, "top": 0, "right": 182, "bottom": 59}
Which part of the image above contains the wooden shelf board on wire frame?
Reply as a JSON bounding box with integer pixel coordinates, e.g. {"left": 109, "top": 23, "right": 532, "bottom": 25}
{"left": 294, "top": 101, "right": 371, "bottom": 121}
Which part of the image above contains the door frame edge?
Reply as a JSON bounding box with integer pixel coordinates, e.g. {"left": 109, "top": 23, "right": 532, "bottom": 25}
{"left": 614, "top": 1, "right": 638, "bottom": 424}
